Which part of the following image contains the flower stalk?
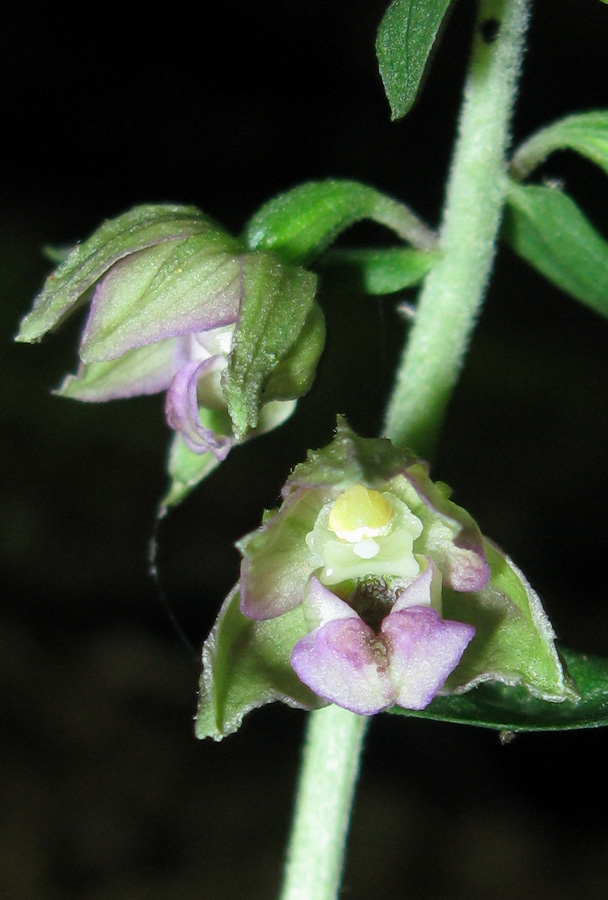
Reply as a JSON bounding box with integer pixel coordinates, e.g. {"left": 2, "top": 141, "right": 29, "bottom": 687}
{"left": 278, "top": 705, "right": 368, "bottom": 900}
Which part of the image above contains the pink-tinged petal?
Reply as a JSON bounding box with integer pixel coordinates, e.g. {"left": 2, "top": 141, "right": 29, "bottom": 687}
{"left": 303, "top": 575, "right": 360, "bottom": 627}
{"left": 165, "top": 358, "right": 233, "bottom": 458}
{"left": 392, "top": 562, "right": 440, "bottom": 613}
{"left": 239, "top": 487, "right": 326, "bottom": 621}
{"left": 56, "top": 339, "right": 178, "bottom": 402}
{"left": 291, "top": 618, "right": 392, "bottom": 715}
{"left": 382, "top": 607, "right": 475, "bottom": 710}
{"left": 401, "top": 464, "right": 490, "bottom": 592}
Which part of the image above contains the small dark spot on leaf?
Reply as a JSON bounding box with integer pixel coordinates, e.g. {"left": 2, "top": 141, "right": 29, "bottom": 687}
{"left": 479, "top": 18, "right": 500, "bottom": 43}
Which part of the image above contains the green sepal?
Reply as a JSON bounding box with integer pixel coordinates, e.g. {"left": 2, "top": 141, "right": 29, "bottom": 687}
{"left": 376, "top": 0, "right": 453, "bottom": 121}
{"left": 390, "top": 647, "right": 608, "bottom": 731}
{"left": 511, "top": 110, "right": 608, "bottom": 181}
{"left": 243, "top": 179, "right": 433, "bottom": 265}
{"left": 160, "top": 432, "right": 221, "bottom": 514}
{"left": 262, "top": 303, "right": 326, "bottom": 402}
{"left": 195, "top": 586, "right": 323, "bottom": 741}
{"left": 55, "top": 339, "right": 178, "bottom": 402}
{"left": 503, "top": 181, "right": 608, "bottom": 319}
{"left": 78, "top": 231, "right": 241, "bottom": 363}
{"left": 318, "top": 246, "right": 437, "bottom": 294}
{"left": 16, "top": 204, "right": 226, "bottom": 344}
{"left": 287, "top": 416, "right": 410, "bottom": 492}
{"left": 441, "top": 541, "right": 577, "bottom": 702}
{"left": 223, "top": 253, "right": 318, "bottom": 439}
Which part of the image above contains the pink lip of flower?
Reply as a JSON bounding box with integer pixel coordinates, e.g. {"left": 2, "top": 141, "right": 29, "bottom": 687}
{"left": 290, "top": 567, "right": 475, "bottom": 715}
{"left": 164, "top": 327, "right": 238, "bottom": 459}
{"left": 58, "top": 310, "right": 243, "bottom": 459}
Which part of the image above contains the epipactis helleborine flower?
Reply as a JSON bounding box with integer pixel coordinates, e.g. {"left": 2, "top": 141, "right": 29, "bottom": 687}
{"left": 196, "top": 421, "right": 572, "bottom": 738}
{"left": 240, "top": 469, "right": 481, "bottom": 715}
{"left": 289, "top": 487, "right": 475, "bottom": 714}
{"left": 16, "top": 204, "right": 325, "bottom": 502}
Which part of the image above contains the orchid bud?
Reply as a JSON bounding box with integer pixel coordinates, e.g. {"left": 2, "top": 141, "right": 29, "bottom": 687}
{"left": 16, "top": 204, "right": 324, "bottom": 505}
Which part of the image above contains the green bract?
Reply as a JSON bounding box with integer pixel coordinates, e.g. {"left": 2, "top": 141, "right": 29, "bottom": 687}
{"left": 244, "top": 179, "right": 436, "bottom": 264}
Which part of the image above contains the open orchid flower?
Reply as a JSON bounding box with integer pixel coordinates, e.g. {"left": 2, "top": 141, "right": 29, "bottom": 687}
{"left": 241, "top": 476, "right": 481, "bottom": 714}
{"left": 196, "top": 421, "right": 574, "bottom": 739}
{"left": 16, "top": 204, "right": 324, "bottom": 504}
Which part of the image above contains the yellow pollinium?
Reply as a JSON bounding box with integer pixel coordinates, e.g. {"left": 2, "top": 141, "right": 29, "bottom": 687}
{"left": 327, "top": 484, "right": 395, "bottom": 542}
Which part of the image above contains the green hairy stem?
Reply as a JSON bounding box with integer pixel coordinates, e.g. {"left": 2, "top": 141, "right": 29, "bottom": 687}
{"left": 278, "top": 707, "right": 368, "bottom": 900}
{"left": 383, "top": 0, "right": 530, "bottom": 457}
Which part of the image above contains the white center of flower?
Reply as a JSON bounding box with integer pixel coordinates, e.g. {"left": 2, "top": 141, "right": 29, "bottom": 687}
{"left": 352, "top": 538, "right": 380, "bottom": 559}
{"left": 190, "top": 324, "right": 235, "bottom": 362}
{"left": 308, "top": 484, "right": 424, "bottom": 587}
{"left": 184, "top": 325, "right": 236, "bottom": 412}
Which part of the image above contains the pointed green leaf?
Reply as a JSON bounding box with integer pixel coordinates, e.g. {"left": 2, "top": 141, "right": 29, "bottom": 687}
{"left": 319, "top": 246, "right": 437, "bottom": 294}
{"left": 195, "top": 586, "right": 322, "bottom": 741}
{"left": 376, "top": 0, "right": 453, "bottom": 121}
{"left": 390, "top": 647, "right": 608, "bottom": 731}
{"left": 511, "top": 110, "right": 608, "bottom": 181}
{"left": 503, "top": 182, "right": 608, "bottom": 318}
{"left": 244, "top": 179, "right": 434, "bottom": 264}
{"left": 16, "top": 205, "right": 221, "bottom": 343}
{"left": 223, "top": 253, "right": 318, "bottom": 439}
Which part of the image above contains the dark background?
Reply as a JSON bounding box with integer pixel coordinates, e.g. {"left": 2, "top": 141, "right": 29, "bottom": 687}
{"left": 2, "top": 1, "right": 608, "bottom": 898}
